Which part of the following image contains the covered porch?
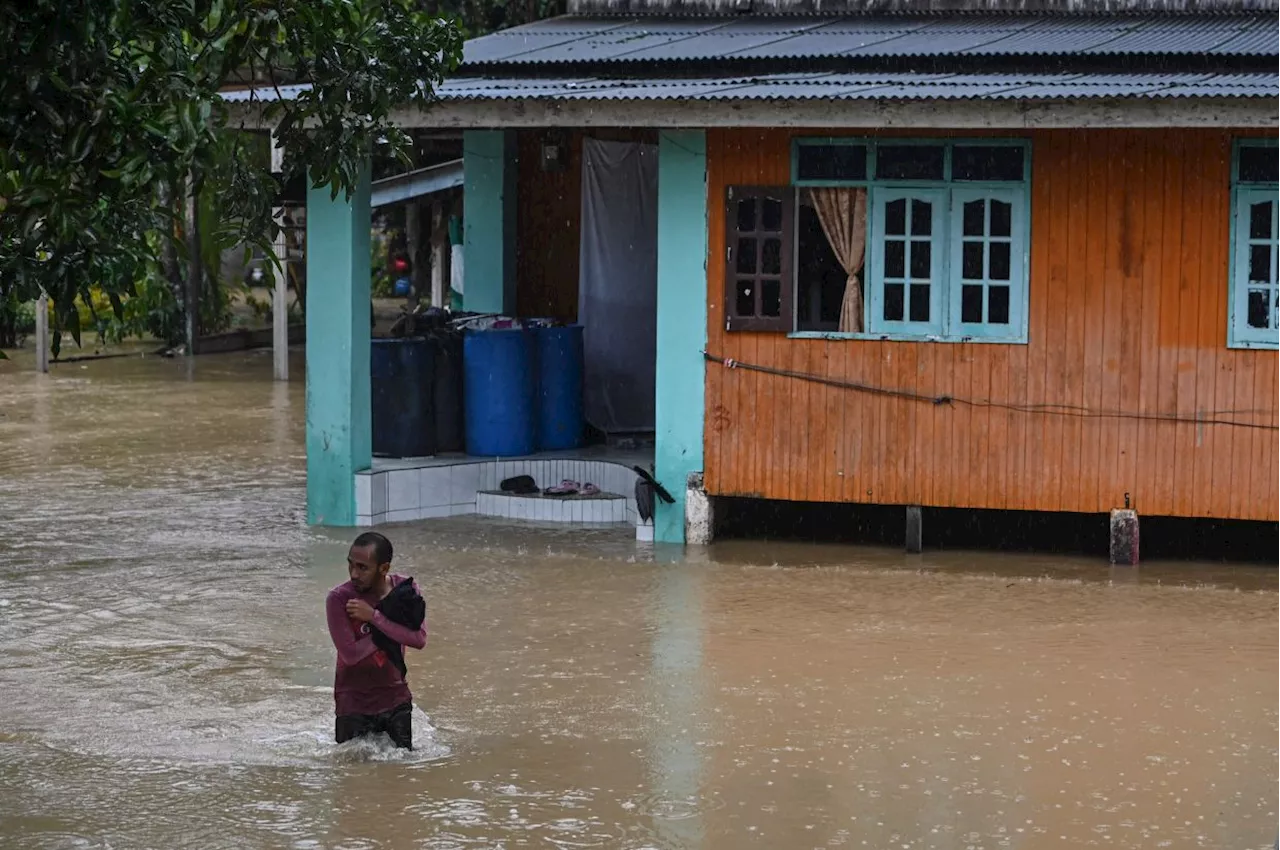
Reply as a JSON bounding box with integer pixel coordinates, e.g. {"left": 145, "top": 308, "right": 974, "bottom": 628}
{"left": 313, "top": 124, "right": 706, "bottom": 542}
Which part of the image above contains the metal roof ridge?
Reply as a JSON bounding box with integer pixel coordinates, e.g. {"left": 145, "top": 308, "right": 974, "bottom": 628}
{"left": 585, "top": 17, "right": 740, "bottom": 62}
{"left": 1078, "top": 15, "right": 1160, "bottom": 53}
{"left": 474, "top": 18, "right": 633, "bottom": 63}
{"left": 819, "top": 16, "right": 936, "bottom": 55}
{"left": 834, "top": 13, "right": 1036, "bottom": 58}
{"left": 715, "top": 17, "right": 844, "bottom": 59}
{"left": 926, "top": 15, "right": 1042, "bottom": 54}
{"left": 1197, "top": 16, "right": 1269, "bottom": 54}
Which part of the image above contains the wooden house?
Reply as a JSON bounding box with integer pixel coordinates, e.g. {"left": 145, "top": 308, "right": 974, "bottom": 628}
{"left": 424, "top": 0, "right": 1278, "bottom": 552}
{"left": 233, "top": 0, "right": 1279, "bottom": 556}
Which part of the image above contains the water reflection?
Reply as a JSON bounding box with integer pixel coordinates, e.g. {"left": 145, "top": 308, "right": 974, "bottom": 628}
{"left": 0, "top": 351, "right": 1275, "bottom": 850}
{"left": 649, "top": 551, "right": 708, "bottom": 848}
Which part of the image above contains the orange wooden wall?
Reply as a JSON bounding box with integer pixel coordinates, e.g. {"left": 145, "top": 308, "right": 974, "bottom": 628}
{"left": 704, "top": 128, "right": 1279, "bottom": 521}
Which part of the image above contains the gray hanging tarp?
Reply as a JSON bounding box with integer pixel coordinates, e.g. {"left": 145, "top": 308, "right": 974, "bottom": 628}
{"left": 578, "top": 138, "right": 658, "bottom": 434}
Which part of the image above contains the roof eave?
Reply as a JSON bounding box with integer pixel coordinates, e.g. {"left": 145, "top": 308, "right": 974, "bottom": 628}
{"left": 388, "top": 94, "right": 1278, "bottom": 128}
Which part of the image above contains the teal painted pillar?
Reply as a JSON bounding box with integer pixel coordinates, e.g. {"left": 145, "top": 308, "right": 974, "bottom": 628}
{"left": 654, "top": 131, "right": 709, "bottom": 544}
{"left": 305, "top": 164, "right": 372, "bottom": 526}
{"left": 462, "top": 130, "right": 517, "bottom": 314}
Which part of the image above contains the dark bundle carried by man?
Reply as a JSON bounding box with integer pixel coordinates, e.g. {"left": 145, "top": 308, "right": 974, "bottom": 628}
{"left": 372, "top": 577, "right": 426, "bottom": 677}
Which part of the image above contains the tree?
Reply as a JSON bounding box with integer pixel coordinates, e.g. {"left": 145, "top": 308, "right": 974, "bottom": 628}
{"left": 0, "top": 0, "right": 463, "bottom": 356}
{"left": 417, "top": 0, "right": 566, "bottom": 38}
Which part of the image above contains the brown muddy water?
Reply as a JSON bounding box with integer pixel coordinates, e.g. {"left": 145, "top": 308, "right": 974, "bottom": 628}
{"left": 0, "top": 349, "right": 1276, "bottom": 850}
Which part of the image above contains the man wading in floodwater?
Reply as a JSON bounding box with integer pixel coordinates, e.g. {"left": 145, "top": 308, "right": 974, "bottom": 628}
{"left": 326, "top": 532, "right": 427, "bottom": 749}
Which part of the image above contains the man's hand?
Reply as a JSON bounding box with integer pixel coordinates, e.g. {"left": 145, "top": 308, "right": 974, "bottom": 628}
{"left": 346, "top": 599, "right": 376, "bottom": 623}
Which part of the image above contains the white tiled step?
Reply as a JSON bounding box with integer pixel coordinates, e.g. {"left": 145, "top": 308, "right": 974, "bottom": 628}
{"left": 476, "top": 491, "right": 630, "bottom": 524}
{"left": 356, "top": 457, "right": 643, "bottom": 527}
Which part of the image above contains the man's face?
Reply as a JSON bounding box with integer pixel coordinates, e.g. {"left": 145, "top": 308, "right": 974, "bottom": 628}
{"left": 347, "top": 543, "right": 385, "bottom": 592}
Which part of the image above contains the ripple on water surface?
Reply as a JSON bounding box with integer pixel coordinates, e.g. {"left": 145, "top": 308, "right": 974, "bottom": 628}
{"left": 0, "top": 352, "right": 1275, "bottom": 850}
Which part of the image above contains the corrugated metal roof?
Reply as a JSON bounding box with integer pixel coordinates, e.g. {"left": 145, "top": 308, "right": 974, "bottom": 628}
{"left": 434, "top": 71, "right": 1278, "bottom": 100}
{"left": 220, "top": 83, "right": 310, "bottom": 103}
{"left": 460, "top": 13, "right": 1279, "bottom": 65}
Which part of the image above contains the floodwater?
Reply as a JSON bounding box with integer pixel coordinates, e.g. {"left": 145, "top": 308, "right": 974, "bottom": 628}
{"left": 0, "top": 349, "right": 1276, "bottom": 850}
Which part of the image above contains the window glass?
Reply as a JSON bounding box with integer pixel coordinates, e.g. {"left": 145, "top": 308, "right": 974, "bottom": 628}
{"left": 1238, "top": 145, "right": 1278, "bottom": 184}
{"left": 876, "top": 145, "right": 944, "bottom": 181}
{"left": 953, "top": 145, "right": 1025, "bottom": 182}
{"left": 796, "top": 144, "right": 868, "bottom": 182}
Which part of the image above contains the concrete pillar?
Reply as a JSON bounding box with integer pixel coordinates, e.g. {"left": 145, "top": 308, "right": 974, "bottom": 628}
{"left": 34, "top": 293, "right": 48, "bottom": 372}
{"left": 430, "top": 198, "right": 448, "bottom": 310}
{"left": 684, "top": 472, "right": 714, "bottom": 546}
{"left": 905, "top": 505, "right": 923, "bottom": 554}
{"left": 1109, "top": 509, "right": 1140, "bottom": 565}
{"left": 270, "top": 129, "right": 289, "bottom": 382}
{"left": 405, "top": 201, "right": 424, "bottom": 322}
{"left": 305, "top": 162, "right": 373, "bottom": 526}
{"left": 654, "top": 130, "right": 709, "bottom": 545}
{"left": 462, "top": 130, "right": 516, "bottom": 315}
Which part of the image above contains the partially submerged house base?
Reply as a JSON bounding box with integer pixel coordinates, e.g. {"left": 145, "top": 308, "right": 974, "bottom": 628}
{"left": 229, "top": 1, "right": 1279, "bottom": 559}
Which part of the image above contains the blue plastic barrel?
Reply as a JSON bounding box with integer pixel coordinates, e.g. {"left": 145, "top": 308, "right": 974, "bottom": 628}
{"left": 533, "top": 325, "right": 584, "bottom": 451}
{"left": 463, "top": 328, "right": 536, "bottom": 457}
{"left": 371, "top": 338, "right": 436, "bottom": 458}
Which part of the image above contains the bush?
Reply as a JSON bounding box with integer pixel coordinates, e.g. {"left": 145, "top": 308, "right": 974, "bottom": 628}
{"left": 371, "top": 229, "right": 397, "bottom": 298}
{"left": 13, "top": 299, "right": 35, "bottom": 335}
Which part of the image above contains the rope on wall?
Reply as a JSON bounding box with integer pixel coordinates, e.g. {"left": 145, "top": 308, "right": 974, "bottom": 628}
{"left": 703, "top": 351, "right": 1279, "bottom": 432}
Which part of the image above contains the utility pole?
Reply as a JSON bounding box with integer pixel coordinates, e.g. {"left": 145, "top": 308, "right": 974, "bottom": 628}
{"left": 271, "top": 129, "right": 289, "bottom": 380}
{"left": 184, "top": 174, "right": 201, "bottom": 355}
{"left": 34, "top": 292, "right": 48, "bottom": 373}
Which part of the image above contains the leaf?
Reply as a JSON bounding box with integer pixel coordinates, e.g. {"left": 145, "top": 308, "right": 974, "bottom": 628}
{"left": 66, "top": 298, "right": 82, "bottom": 347}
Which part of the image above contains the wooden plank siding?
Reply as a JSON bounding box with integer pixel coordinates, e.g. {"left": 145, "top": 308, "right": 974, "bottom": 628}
{"left": 515, "top": 130, "right": 582, "bottom": 322}
{"left": 514, "top": 128, "right": 659, "bottom": 322}
{"left": 703, "top": 128, "right": 1279, "bottom": 521}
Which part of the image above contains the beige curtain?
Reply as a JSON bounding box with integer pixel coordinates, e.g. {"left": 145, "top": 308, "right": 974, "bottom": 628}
{"left": 808, "top": 187, "right": 868, "bottom": 333}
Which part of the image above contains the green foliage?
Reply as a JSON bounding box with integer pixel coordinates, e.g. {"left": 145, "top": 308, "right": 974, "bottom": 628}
{"left": 117, "top": 276, "right": 185, "bottom": 345}
{"left": 0, "top": 0, "right": 463, "bottom": 356}
{"left": 12, "top": 299, "right": 36, "bottom": 335}
{"left": 371, "top": 231, "right": 397, "bottom": 298}
{"left": 0, "top": 289, "right": 35, "bottom": 353}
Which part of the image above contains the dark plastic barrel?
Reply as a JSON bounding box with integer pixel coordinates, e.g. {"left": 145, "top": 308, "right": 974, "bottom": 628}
{"left": 533, "top": 325, "right": 584, "bottom": 451}
{"left": 371, "top": 338, "right": 437, "bottom": 458}
{"left": 463, "top": 328, "right": 536, "bottom": 457}
{"left": 432, "top": 331, "right": 465, "bottom": 453}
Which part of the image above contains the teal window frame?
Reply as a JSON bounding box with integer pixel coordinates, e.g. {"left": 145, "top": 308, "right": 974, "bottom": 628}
{"left": 949, "top": 187, "right": 1028, "bottom": 340}
{"left": 788, "top": 138, "right": 1032, "bottom": 343}
{"left": 867, "top": 188, "right": 947, "bottom": 336}
{"left": 1227, "top": 139, "right": 1279, "bottom": 350}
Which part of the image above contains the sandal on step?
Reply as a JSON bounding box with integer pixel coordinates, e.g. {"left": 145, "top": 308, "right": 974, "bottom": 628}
{"left": 543, "top": 479, "right": 580, "bottom": 496}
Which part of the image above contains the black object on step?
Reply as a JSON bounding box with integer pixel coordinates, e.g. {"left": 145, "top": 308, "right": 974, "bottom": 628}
{"left": 634, "top": 466, "right": 675, "bottom": 524}
{"left": 500, "top": 475, "right": 539, "bottom": 495}
{"left": 632, "top": 466, "right": 675, "bottom": 505}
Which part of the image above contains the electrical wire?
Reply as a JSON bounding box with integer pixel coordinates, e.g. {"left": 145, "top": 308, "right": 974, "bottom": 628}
{"left": 704, "top": 351, "right": 1278, "bottom": 431}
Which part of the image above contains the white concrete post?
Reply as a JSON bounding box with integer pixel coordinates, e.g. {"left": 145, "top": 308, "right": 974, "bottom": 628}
{"left": 34, "top": 293, "right": 49, "bottom": 373}
{"left": 430, "top": 198, "right": 447, "bottom": 309}
{"left": 270, "top": 129, "right": 289, "bottom": 382}
{"left": 684, "top": 472, "right": 714, "bottom": 545}
{"left": 405, "top": 201, "right": 424, "bottom": 313}
{"left": 1109, "top": 509, "right": 1140, "bottom": 565}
